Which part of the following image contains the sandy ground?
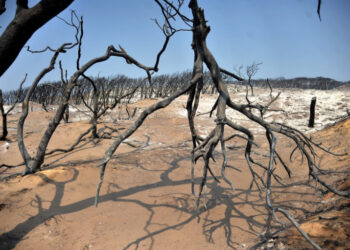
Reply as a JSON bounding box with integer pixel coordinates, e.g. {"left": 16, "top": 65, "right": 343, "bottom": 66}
{"left": 0, "top": 86, "right": 349, "bottom": 249}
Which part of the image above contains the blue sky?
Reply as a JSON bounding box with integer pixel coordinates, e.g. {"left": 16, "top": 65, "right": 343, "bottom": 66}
{"left": 0, "top": 0, "right": 349, "bottom": 91}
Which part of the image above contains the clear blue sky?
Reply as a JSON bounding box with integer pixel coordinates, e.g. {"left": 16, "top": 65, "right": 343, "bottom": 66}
{"left": 0, "top": 0, "right": 349, "bottom": 91}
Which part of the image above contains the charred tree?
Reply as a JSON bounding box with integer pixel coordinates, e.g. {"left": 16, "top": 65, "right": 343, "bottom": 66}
{"left": 245, "top": 62, "right": 261, "bottom": 96}
{"left": 0, "top": 76, "right": 25, "bottom": 140}
{"left": 0, "top": 90, "right": 7, "bottom": 140}
{"left": 308, "top": 97, "right": 316, "bottom": 127}
{"left": 0, "top": 0, "right": 74, "bottom": 78}
{"left": 18, "top": 7, "right": 177, "bottom": 174}
{"left": 78, "top": 76, "right": 139, "bottom": 138}
{"left": 18, "top": 12, "right": 83, "bottom": 174}
{"left": 17, "top": 44, "right": 71, "bottom": 174}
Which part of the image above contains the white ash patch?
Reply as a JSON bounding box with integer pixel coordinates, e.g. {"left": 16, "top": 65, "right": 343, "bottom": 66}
{"left": 174, "top": 87, "right": 350, "bottom": 134}
{"left": 3, "top": 101, "right": 46, "bottom": 114}
{"left": 3, "top": 105, "right": 21, "bottom": 115}
{"left": 0, "top": 141, "right": 10, "bottom": 153}
{"left": 68, "top": 105, "right": 91, "bottom": 122}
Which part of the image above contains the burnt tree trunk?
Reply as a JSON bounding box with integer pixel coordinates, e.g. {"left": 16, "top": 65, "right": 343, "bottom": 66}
{"left": 63, "top": 104, "right": 69, "bottom": 123}
{"left": 0, "top": 89, "right": 8, "bottom": 140}
{"left": 18, "top": 48, "right": 65, "bottom": 173}
{"left": 308, "top": 97, "right": 316, "bottom": 127}
{"left": 90, "top": 88, "right": 99, "bottom": 138}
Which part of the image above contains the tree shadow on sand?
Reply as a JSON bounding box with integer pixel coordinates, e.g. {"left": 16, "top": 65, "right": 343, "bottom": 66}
{"left": 0, "top": 151, "right": 325, "bottom": 250}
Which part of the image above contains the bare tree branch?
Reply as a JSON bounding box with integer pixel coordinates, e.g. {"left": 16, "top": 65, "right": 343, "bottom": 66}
{"left": 0, "top": 74, "right": 26, "bottom": 140}
{"left": 317, "top": 0, "right": 322, "bottom": 21}
{"left": 95, "top": 75, "right": 199, "bottom": 207}
{"left": 0, "top": 0, "right": 74, "bottom": 77}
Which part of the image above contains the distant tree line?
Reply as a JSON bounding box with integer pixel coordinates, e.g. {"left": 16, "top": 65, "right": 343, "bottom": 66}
{"left": 2, "top": 71, "right": 223, "bottom": 105}
{"left": 3, "top": 73, "right": 348, "bottom": 105}
{"left": 232, "top": 76, "right": 349, "bottom": 90}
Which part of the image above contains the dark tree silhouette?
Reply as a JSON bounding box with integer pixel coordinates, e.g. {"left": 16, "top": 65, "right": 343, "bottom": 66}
{"left": 0, "top": 75, "right": 25, "bottom": 140}
{"left": 0, "top": 0, "right": 74, "bottom": 77}
{"left": 78, "top": 76, "right": 139, "bottom": 138}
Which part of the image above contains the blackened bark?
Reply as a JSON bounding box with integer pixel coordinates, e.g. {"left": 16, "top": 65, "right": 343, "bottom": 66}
{"left": 90, "top": 92, "right": 99, "bottom": 138}
{"left": 0, "top": 89, "right": 8, "bottom": 140}
{"left": 0, "top": 0, "right": 74, "bottom": 77}
{"left": 0, "top": 0, "right": 5, "bottom": 15}
{"left": 18, "top": 46, "right": 65, "bottom": 173}
{"left": 308, "top": 97, "right": 316, "bottom": 127}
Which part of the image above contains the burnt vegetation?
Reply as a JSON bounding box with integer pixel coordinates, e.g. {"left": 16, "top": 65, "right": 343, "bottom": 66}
{"left": 0, "top": 0, "right": 349, "bottom": 249}
{"left": 2, "top": 74, "right": 349, "bottom": 107}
